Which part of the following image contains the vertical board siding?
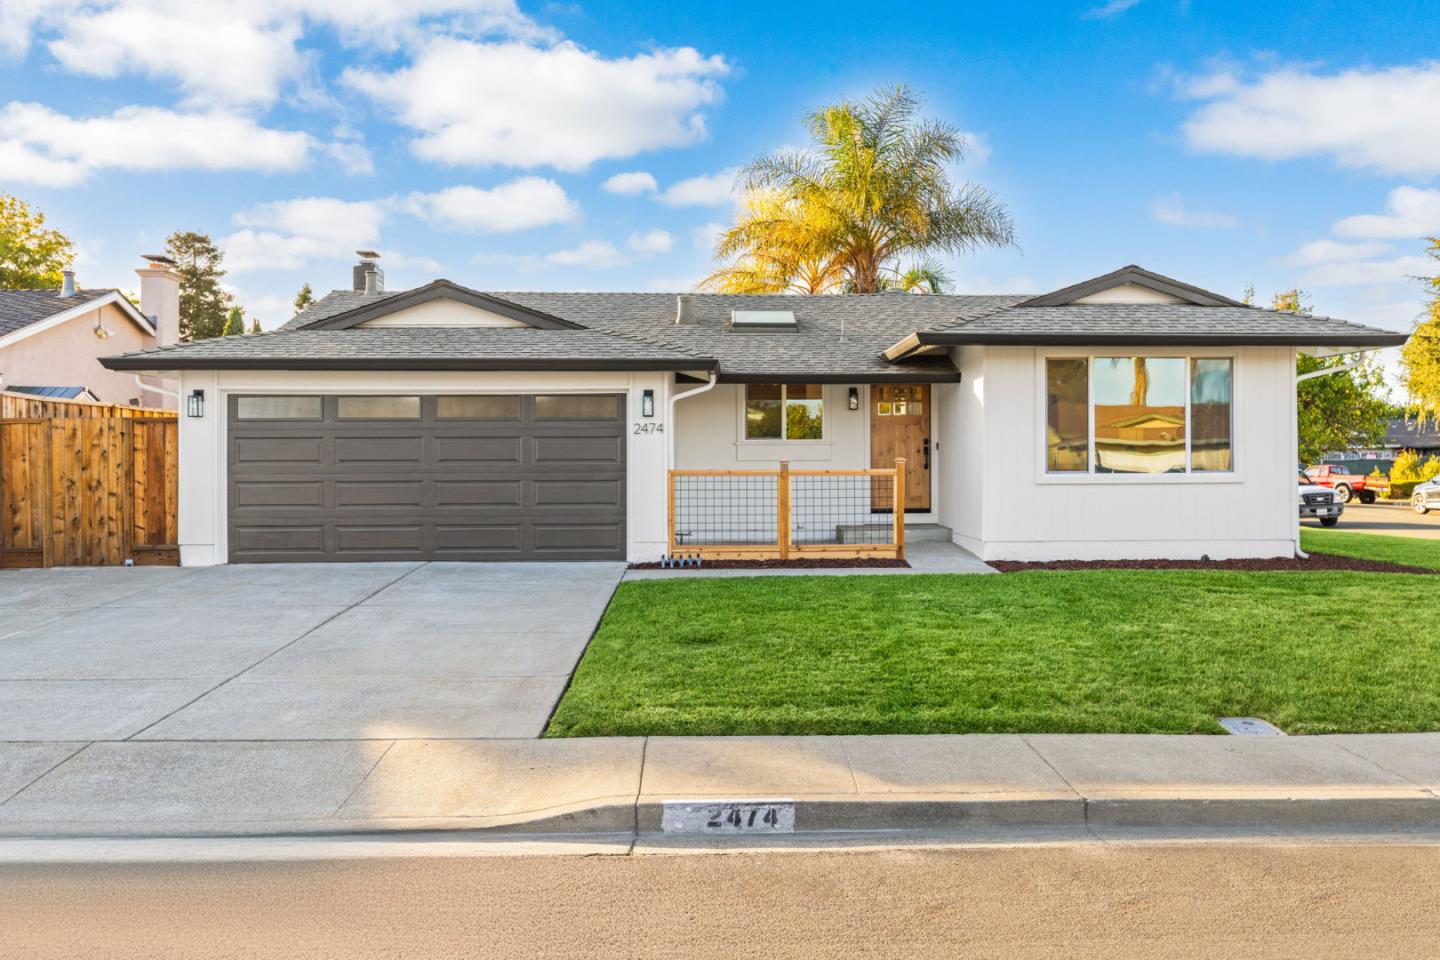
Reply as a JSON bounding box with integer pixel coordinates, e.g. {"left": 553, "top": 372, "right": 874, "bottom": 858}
{"left": 0, "top": 415, "right": 178, "bottom": 567}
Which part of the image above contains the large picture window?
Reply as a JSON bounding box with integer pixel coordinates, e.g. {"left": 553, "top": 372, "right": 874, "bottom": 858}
{"left": 1045, "top": 356, "right": 1233, "bottom": 475}
{"left": 745, "top": 384, "right": 824, "bottom": 440}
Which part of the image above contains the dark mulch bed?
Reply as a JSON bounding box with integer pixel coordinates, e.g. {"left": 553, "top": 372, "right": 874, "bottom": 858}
{"left": 990, "top": 552, "right": 1435, "bottom": 575}
{"left": 629, "top": 557, "right": 911, "bottom": 570}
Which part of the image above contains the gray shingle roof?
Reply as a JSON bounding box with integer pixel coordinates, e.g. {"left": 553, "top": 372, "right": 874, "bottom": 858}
{"left": 1384, "top": 417, "right": 1440, "bottom": 450}
{"left": 104, "top": 281, "right": 1407, "bottom": 377}
{"left": 0, "top": 288, "right": 123, "bottom": 339}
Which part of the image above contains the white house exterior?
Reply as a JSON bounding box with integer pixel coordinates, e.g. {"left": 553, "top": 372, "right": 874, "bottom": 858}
{"left": 103, "top": 261, "right": 1406, "bottom": 566}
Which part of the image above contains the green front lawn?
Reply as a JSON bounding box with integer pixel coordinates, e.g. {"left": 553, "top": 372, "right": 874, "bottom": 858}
{"left": 1303, "top": 527, "right": 1440, "bottom": 570}
{"left": 549, "top": 557, "right": 1440, "bottom": 738}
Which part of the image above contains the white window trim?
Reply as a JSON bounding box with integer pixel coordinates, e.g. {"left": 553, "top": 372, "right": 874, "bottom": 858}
{"left": 1034, "top": 349, "right": 1243, "bottom": 485}
{"left": 737, "top": 382, "right": 829, "bottom": 444}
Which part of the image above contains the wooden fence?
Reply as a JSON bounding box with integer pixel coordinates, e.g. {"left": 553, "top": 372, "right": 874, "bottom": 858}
{"left": 0, "top": 390, "right": 174, "bottom": 421}
{"left": 1, "top": 416, "right": 179, "bottom": 567}
{"left": 667, "top": 459, "right": 907, "bottom": 561}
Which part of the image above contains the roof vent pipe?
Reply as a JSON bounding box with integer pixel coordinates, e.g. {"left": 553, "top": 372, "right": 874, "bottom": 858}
{"left": 60, "top": 270, "right": 75, "bottom": 297}
{"left": 353, "top": 250, "right": 383, "bottom": 293}
{"left": 675, "top": 293, "right": 694, "bottom": 325}
{"left": 363, "top": 267, "right": 378, "bottom": 296}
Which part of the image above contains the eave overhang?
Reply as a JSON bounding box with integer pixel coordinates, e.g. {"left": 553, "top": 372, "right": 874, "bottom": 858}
{"left": 883, "top": 329, "right": 1409, "bottom": 360}
{"left": 100, "top": 355, "right": 719, "bottom": 373}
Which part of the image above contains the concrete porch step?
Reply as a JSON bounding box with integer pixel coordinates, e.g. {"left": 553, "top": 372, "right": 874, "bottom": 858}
{"left": 835, "top": 522, "right": 953, "bottom": 544}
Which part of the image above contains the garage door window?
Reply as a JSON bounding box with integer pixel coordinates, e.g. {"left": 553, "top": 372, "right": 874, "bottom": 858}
{"left": 437, "top": 395, "right": 520, "bottom": 419}
{"left": 534, "top": 395, "right": 619, "bottom": 418}
{"left": 235, "top": 396, "right": 322, "bottom": 420}
{"left": 337, "top": 396, "right": 421, "bottom": 419}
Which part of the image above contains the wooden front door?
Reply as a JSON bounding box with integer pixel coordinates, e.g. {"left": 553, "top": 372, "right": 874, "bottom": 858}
{"left": 870, "top": 384, "right": 931, "bottom": 511}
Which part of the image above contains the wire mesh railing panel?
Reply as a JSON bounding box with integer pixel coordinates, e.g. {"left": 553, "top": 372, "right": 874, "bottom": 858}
{"left": 790, "top": 474, "right": 897, "bottom": 545}
{"left": 672, "top": 474, "right": 779, "bottom": 547}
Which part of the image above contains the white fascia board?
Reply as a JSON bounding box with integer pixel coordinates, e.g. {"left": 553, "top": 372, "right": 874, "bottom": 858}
{"left": 0, "top": 292, "right": 157, "bottom": 351}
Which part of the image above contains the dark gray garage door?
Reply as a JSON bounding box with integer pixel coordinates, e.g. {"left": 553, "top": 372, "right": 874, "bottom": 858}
{"left": 227, "top": 393, "right": 626, "bottom": 562}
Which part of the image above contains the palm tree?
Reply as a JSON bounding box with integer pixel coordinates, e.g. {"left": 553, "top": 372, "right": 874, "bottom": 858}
{"left": 703, "top": 85, "right": 1013, "bottom": 295}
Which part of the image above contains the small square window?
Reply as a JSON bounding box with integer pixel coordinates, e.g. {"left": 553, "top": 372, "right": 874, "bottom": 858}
{"left": 336, "top": 396, "right": 420, "bottom": 419}
{"left": 235, "top": 396, "right": 322, "bottom": 420}
{"left": 745, "top": 384, "right": 824, "bottom": 440}
{"left": 534, "top": 395, "right": 619, "bottom": 418}
{"left": 437, "top": 395, "right": 520, "bottom": 419}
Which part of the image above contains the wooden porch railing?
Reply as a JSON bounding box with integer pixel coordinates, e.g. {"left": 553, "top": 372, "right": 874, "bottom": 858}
{"left": 667, "top": 459, "right": 907, "bottom": 561}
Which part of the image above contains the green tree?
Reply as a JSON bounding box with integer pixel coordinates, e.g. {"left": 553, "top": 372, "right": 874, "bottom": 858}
{"left": 704, "top": 84, "right": 1013, "bottom": 295}
{"left": 248, "top": 318, "right": 262, "bottom": 334}
{"left": 222, "top": 305, "right": 246, "bottom": 337}
{"left": 0, "top": 194, "right": 75, "bottom": 289}
{"left": 1273, "top": 288, "right": 1392, "bottom": 463}
{"left": 165, "top": 231, "right": 232, "bottom": 341}
{"left": 294, "top": 282, "right": 315, "bottom": 313}
{"left": 1402, "top": 239, "right": 1440, "bottom": 425}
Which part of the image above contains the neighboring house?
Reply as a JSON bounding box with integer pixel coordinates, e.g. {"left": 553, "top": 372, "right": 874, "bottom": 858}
{"left": 0, "top": 256, "right": 180, "bottom": 408}
{"left": 1323, "top": 418, "right": 1440, "bottom": 475}
{"left": 102, "top": 258, "right": 1405, "bottom": 565}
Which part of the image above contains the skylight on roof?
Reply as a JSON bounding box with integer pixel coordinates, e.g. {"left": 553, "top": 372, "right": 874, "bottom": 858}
{"left": 730, "top": 310, "right": 797, "bottom": 331}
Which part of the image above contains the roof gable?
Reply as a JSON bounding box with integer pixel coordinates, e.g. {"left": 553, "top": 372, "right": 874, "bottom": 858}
{"left": 0, "top": 288, "right": 156, "bottom": 348}
{"left": 299, "top": 280, "right": 584, "bottom": 331}
{"left": 1018, "top": 265, "right": 1243, "bottom": 308}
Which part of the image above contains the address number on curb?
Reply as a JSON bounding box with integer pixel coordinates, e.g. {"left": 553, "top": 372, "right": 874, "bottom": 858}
{"left": 661, "top": 800, "right": 796, "bottom": 834}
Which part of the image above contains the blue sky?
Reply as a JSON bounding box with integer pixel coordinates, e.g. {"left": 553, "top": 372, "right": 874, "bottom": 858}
{"left": 1, "top": 0, "right": 1436, "bottom": 390}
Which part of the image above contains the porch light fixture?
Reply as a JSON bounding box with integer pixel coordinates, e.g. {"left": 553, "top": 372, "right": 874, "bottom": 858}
{"left": 641, "top": 388, "right": 655, "bottom": 418}
{"left": 186, "top": 389, "right": 205, "bottom": 418}
{"left": 848, "top": 387, "right": 860, "bottom": 411}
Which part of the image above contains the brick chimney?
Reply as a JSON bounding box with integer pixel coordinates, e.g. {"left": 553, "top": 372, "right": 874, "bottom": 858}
{"left": 136, "top": 254, "right": 180, "bottom": 346}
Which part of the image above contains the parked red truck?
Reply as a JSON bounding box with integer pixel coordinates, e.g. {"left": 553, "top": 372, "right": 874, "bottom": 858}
{"left": 1304, "top": 464, "right": 1381, "bottom": 504}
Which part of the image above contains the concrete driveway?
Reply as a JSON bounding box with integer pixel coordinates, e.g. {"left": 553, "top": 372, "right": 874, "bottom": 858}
{"left": 0, "top": 562, "right": 624, "bottom": 742}
{"left": 1304, "top": 501, "right": 1440, "bottom": 540}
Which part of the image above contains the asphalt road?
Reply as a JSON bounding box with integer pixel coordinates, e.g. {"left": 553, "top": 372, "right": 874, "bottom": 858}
{"left": 1304, "top": 500, "right": 1440, "bottom": 538}
{"left": 5, "top": 840, "right": 1440, "bottom": 959}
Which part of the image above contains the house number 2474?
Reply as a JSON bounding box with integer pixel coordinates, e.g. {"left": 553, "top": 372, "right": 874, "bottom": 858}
{"left": 633, "top": 422, "right": 665, "bottom": 434}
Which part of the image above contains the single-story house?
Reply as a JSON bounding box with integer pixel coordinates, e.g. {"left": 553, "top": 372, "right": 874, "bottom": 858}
{"left": 1322, "top": 418, "right": 1440, "bottom": 475}
{"left": 0, "top": 257, "right": 180, "bottom": 408}
{"left": 102, "top": 258, "right": 1406, "bottom": 566}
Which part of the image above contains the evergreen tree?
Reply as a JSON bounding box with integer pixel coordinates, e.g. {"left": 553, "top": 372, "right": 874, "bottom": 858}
{"left": 294, "top": 282, "right": 315, "bottom": 313}
{"left": 248, "top": 318, "right": 262, "bottom": 334}
{"left": 222, "top": 305, "right": 246, "bottom": 337}
{"left": 165, "top": 231, "right": 232, "bottom": 341}
{"left": 0, "top": 194, "right": 75, "bottom": 289}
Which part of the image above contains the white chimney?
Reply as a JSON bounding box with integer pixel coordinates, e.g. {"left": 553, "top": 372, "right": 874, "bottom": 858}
{"left": 60, "top": 270, "right": 76, "bottom": 297}
{"left": 136, "top": 254, "right": 180, "bottom": 346}
{"left": 675, "top": 293, "right": 694, "bottom": 325}
{"left": 354, "top": 250, "right": 383, "bottom": 294}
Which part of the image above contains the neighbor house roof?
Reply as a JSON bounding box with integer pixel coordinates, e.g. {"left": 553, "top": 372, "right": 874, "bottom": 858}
{"left": 1383, "top": 417, "right": 1440, "bottom": 450}
{"left": 4, "top": 385, "right": 95, "bottom": 400}
{"left": 0, "top": 287, "right": 156, "bottom": 344}
{"left": 102, "top": 265, "right": 1408, "bottom": 378}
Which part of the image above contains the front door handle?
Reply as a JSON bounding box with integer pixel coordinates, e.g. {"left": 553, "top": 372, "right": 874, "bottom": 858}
{"left": 922, "top": 437, "right": 931, "bottom": 471}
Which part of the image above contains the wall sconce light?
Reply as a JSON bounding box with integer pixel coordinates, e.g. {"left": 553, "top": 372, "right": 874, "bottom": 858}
{"left": 641, "top": 388, "right": 655, "bottom": 418}
{"left": 93, "top": 321, "right": 113, "bottom": 339}
{"left": 186, "top": 389, "right": 205, "bottom": 418}
{"left": 848, "top": 387, "right": 860, "bottom": 411}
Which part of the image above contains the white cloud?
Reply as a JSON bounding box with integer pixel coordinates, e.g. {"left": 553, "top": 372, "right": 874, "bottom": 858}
{"left": 1285, "top": 240, "right": 1395, "bottom": 266}
{"left": 603, "top": 171, "right": 658, "bottom": 195}
{"left": 693, "top": 222, "right": 727, "bottom": 253}
{"left": 1179, "top": 61, "right": 1440, "bottom": 175}
{"left": 322, "top": 138, "right": 376, "bottom": 176}
{"left": 1298, "top": 254, "right": 1434, "bottom": 288}
{"left": 1150, "top": 193, "right": 1239, "bottom": 229}
{"left": 223, "top": 197, "right": 386, "bottom": 273}
{"left": 957, "top": 131, "right": 991, "bottom": 167}
{"left": 545, "top": 240, "right": 627, "bottom": 269}
{"left": 658, "top": 168, "right": 738, "bottom": 207}
{"left": 402, "top": 178, "right": 579, "bottom": 232}
{"left": 627, "top": 229, "right": 673, "bottom": 254}
{"left": 346, "top": 37, "right": 727, "bottom": 171}
{"left": 1332, "top": 187, "right": 1440, "bottom": 239}
{"left": 11, "top": 0, "right": 552, "bottom": 107}
{"left": 0, "top": 102, "right": 312, "bottom": 186}
{"left": 1082, "top": 0, "right": 1142, "bottom": 20}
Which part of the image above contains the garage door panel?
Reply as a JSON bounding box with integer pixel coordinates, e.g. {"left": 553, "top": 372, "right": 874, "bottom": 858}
{"left": 234, "top": 436, "right": 325, "bottom": 464}
{"left": 335, "top": 480, "right": 426, "bottom": 508}
{"left": 232, "top": 480, "right": 325, "bottom": 508}
{"left": 229, "top": 393, "right": 625, "bottom": 562}
{"left": 531, "top": 435, "right": 623, "bottom": 464}
{"left": 335, "top": 436, "right": 425, "bottom": 464}
{"left": 434, "top": 435, "right": 524, "bottom": 464}
{"left": 435, "top": 480, "right": 523, "bottom": 507}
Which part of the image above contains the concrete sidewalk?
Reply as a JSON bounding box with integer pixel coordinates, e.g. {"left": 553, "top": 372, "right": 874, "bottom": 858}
{"left": 2, "top": 734, "right": 1439, "bottom": 841}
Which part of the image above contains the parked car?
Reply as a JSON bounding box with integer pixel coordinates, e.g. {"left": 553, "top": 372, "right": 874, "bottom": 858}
{"left": 1304, "top": 464, "right": 1378, "bottom": 504}
{"left": 1299, "top": 471, "right": 1343, "bottom": 527}
{"left": 1413, "top": 477, "right": 1440, "bottom": 515}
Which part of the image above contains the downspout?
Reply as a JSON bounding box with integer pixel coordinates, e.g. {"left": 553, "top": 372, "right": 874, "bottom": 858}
{"left": 667, "top": 371, "right": 718, "bottom": 472}
{"left": 135, "top": 374, "right": 179, "bottom": 400}
{"left": 1293, "top": 351, "right": 1374, "bottom": 557}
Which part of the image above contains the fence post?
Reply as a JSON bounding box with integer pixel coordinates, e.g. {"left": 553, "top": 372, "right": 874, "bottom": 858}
{"left": 666, "top": 469, "right": 676, "bottom": 557}
{"left": 894, "top": 458, "right": 906, "bottom": 560}
{"left": 777, "top": 460, "right": 791, "bottom": 561}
